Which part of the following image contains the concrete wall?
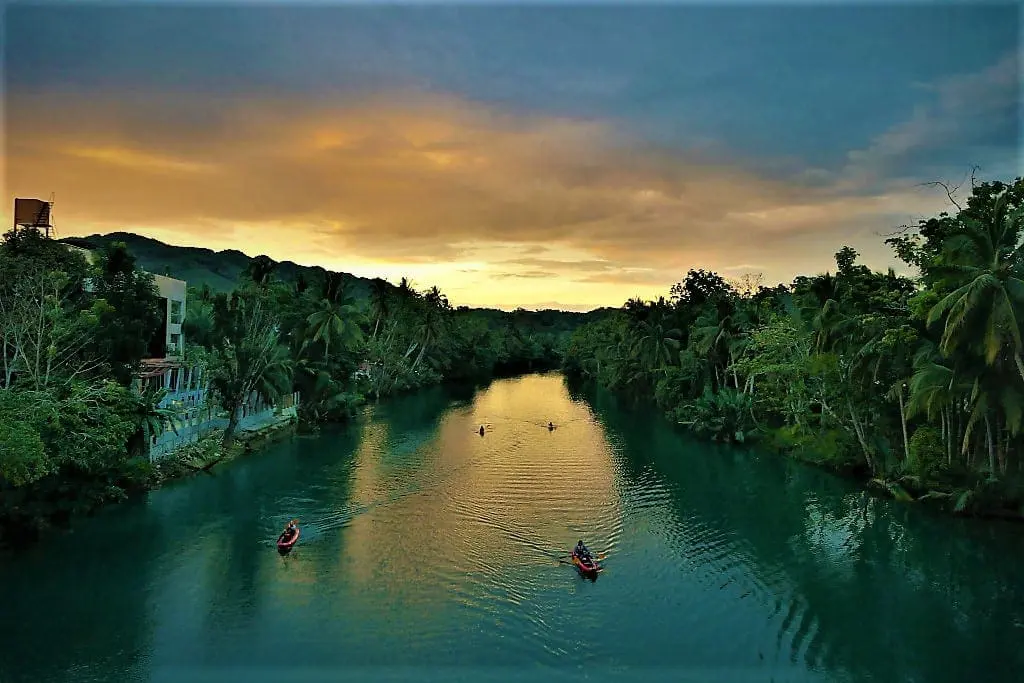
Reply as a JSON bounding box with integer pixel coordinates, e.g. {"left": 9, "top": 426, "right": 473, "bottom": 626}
{"left": 152, "top": 274, "right": 186, "bottom": 357}
{"left": 148, "top": 391, "right": 301, "bottom": 462}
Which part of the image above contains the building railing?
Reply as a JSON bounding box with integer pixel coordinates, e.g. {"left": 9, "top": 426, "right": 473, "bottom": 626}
{"left": 148, "top": 390, "right": 301, "bottom": 461}
{"left": 158, "top": 387, "right": 206, "bottom": 409}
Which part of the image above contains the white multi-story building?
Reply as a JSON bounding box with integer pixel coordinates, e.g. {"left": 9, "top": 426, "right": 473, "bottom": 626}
{"left": 56, "top": 235, "right": 298, "bottom": 460}
{"left": 152, "top": 274, "right": 186, "bottom": 358}
{"left": 133, "top": 273, "right": 207, "bottom": 410}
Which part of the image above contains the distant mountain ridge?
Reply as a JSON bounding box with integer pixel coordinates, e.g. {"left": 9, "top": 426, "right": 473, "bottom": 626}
{"left": 59, "top": 232, "right": 615, "bottom": 325}
{"left": 61, "top": 232, "right": 377, "bottom": 298}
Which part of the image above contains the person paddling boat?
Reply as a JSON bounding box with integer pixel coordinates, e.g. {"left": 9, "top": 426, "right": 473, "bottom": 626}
{"left": 277, "top": 519, "right": 300, "bottom": 553}
{"left": 572, "top": 540, "right": 600, "bottom": 575}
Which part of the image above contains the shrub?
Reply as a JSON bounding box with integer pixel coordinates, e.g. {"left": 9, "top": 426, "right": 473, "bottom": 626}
{"left": 678, "top": 389, "right": 755, "bottom": 443}
{"left": 906, "top": 426, "right": 946, "bottom": 480}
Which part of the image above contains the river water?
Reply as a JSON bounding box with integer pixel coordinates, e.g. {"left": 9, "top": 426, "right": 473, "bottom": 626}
{"left": 1, "top": 373, "right": 1022, "bottom": 682}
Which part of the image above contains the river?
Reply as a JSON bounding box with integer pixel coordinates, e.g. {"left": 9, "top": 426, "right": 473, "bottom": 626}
{"left": 1, "top": 373, "right": 1022, "bottom": 682}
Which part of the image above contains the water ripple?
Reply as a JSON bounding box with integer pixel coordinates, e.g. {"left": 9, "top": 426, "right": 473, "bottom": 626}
{"left": 4, "top": 374, "right": 1023, "bottom": 683}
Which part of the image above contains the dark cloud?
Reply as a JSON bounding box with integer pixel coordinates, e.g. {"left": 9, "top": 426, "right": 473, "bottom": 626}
{"left": 6, "top": 4, "right": 1018, "bottom": 172}
{"left": 3, "top": 13, "right": 1018, "bottom": 308}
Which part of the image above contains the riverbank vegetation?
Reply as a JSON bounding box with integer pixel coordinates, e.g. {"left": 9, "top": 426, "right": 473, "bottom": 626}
{"left": 183, "top": 257, "right": 581, "bottom": 433}
{"left": 0, "top": 228, "right": 584, "bottom": 546}
{"left": 0, "top": 229, "right": 171, "bottom": 544}
{"left": 564, "top": 176, "right": 1024, "bottom": 519}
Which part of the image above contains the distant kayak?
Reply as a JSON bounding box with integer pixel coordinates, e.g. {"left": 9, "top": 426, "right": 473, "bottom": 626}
{"left": 277, "top": 528, "right": 300, "bottom": 553}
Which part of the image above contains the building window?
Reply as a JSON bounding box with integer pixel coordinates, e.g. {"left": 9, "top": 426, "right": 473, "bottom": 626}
{"left": 169, "top": 300, "right": 183, "bottom": 325}
{"left": 169, "top": 333, "right": 181, "bottom": 354}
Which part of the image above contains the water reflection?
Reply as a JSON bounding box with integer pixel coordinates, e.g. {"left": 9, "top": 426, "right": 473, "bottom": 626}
{"left": 338, "top": 374, "right": 626, "bottom": 657}
{"left": 1, "top": 374, "right": 1023, "bottom": 682}
{"left": 579, "top": 380, "right": 1024, "bottom": 682}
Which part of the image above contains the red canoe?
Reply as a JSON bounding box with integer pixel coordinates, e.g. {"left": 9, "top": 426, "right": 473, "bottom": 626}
{"left": 277, "top": 528, "right": 300, "bottom": 553}
{"left": 572, "top": 551, "right": 601, "bottom": 575}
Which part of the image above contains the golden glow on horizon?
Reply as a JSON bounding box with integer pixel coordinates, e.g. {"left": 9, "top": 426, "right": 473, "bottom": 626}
{"left": 3, "top": 90, "right": 951, "bottom": 309}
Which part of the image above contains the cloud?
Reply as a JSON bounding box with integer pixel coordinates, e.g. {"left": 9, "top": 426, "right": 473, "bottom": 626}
{"left": 62, "top": 145, "right": 219, "bottom": 174}
{"left": 484, "top": 301, "right": 599, "bottom": 313}
{"left": 492, "top": 270, "right": 559, "bottom": 280}
{"left": 489, "top": 257, "right": 672, "bottom": 286}
{"left": 836, "top": 48, "right": 1020, "bottom": 194}
{"left": 3, "top": 80, "right": 1002, "bottom": 308}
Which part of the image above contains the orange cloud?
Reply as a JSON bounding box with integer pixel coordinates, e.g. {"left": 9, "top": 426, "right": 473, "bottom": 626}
{"left": 4, "top": 89, "right": 955, "bottom": 309}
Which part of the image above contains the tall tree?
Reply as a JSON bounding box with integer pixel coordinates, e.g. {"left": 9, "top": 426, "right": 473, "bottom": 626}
{"left": 926, "top": 189, "right": 1024, "bottom": 379}
{"left": 0, "top": 266, "right": 104, "bottom": 391}
{"left": 210, "top": 293, "right": 293, "bottom": 447}
{"left": 246, "top": 255, "right": 278, "bottom": 288}
{"left": 90, "top": 242, "right": 163, "bottom": 385}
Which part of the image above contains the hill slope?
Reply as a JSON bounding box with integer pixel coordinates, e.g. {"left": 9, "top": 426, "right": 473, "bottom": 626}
{"left": 61, "top": 232, "right": 378, "bottom": 298}
{"left": 59, "top": 232, "right": 615, "bottom": 331}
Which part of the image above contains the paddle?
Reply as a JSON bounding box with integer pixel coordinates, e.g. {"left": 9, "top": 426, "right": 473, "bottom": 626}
{"left": 561, "top": 551, "right": 606, "bottom": 559}
{"left": 558, "top": 551, "right": 607, "bottom": 568}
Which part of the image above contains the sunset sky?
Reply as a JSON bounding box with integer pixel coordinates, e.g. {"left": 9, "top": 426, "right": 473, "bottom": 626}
{"left": 3, "top": 1, "right": 1020, "bottom": 311}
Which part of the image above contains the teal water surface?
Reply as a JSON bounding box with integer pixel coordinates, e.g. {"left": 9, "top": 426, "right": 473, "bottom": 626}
{"left": 2, "top": 373, "right": 1023, "bottom": 682}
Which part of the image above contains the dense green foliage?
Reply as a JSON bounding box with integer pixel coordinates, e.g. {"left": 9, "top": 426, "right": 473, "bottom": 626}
{"left": 185, "top": 262, "right": 579, "bottom": 434}
{"left": 564, "top": 177, "right": 1024, "bottom": 518}
{"left": 1, "top": 228, "right": 586, "bottom": 545}
{"left": 0, "top": 230, "right": 170, "bottom": 544}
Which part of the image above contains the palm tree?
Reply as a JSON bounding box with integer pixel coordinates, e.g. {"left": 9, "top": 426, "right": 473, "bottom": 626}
{"left": 368, "top": 279, "right": 392, "bottom": 340}
{"left": 691, "top": 307, "right": 751, "bottom": 391}
{"left": 183, "top": 298, "right": 216, "bottom": 349}
{"left": 210, "top": 295, "right": 293, "bottom": 447}
{"left": 631, "top": 309, "right": 681, "bottom": 375}
{"left": 927, "top": 191, "right": 1024, "bottom": 379}
{"left": 322, "top": 271, "right": 348, "bottom": 304}
{"left": 246, "top": 255, "right": 277, "bottom": 288}
{"left": 412, "top": 294, "right": 449, "bottom": 373}
{"left": 906, "top": 351, "right": 960, "bottom": 466}
{"left": 129, "top": 387, "right": 182, "bottom": 457}
{"left": 304, "top": 298, "right": 362, "bottom": 361}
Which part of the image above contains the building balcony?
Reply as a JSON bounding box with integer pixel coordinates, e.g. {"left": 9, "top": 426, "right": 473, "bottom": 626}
{"left": 157, "top": 387, "right": 208, "bottom": 410}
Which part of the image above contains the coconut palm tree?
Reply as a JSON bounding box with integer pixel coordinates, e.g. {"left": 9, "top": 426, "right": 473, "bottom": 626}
{"left": 304, "top": 298, "right": 363, "bottom": 361}
{"left": 927, "top": 191, "right": 1024, "bottom": 379}
{"left": 691, "top": 307, "right": 752, "bottom": 391}
{"left": 128, "top": 387, "right": 182, "bottom": 457}
{"left": 210, "top": 295, "right": 293, "bottom": 447}
{"left": 368, "top": 279, "right": 392, "bottom": 340}
{"left": 411, "top": 293, "right": 450, "bottom": 373}
{"left": 630, "top": 306, "right": 681, "bottom": 376}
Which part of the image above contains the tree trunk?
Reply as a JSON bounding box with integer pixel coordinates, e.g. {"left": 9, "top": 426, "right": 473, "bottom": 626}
{"left": 942, "top": 407, "right": 952, "bottom": 466}
{"left": 896, "top": 384, "right": 910, "bottom": 463}
{"left": 955, "top": 407, "right": 963, "bottom": 467}
{"left": 222, "top": 406, "right": 240, "bottom": 449}
{"left": 1, "top": 341, "right": 11, "bottom": 389}
{"left": 985, "top": 413, "right": 996, "bottom": 476}
{"left": 412, "top": 335, "right": 429, "bottom": 371}
{"left": 999, "top": 422, "right": 1009, "bottom": 475}
{"left": 848, "top": 400, "right": 875, "bottom": 473}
